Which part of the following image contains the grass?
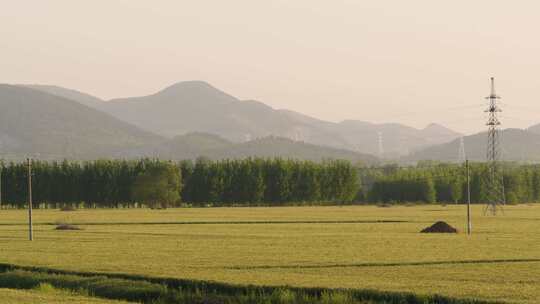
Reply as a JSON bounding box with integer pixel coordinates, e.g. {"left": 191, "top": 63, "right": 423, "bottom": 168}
{"left": 0, "top": 205, "right": 539, "bottom": 303}
{"left": 0, "top": 287, "right": 128, "bottom": 304}
{"left": 0, "top": 268, "right": 494, "bottom": 304}
{"left": 0, "top": 270, "right": 168, "bottom": 303}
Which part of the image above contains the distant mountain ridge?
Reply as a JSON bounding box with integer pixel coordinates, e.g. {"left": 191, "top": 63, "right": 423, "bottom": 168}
{"left": 25, "top": 81, "right": 462, "bottom": 156}
{"left": 0, "top": 85, "right": 378, "bottom": 162}
{"left": 406, "top": 128, "right": 540, "bottom": 162}
{"left": 328, "top": 120, "right": 460, "bottom": 157}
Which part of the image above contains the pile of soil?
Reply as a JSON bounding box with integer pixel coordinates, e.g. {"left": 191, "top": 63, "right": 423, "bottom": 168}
{"left": 55, "top": 224, "right": 82, "bottom": 231}
{"left": 420, "top": 221, "right": 458, "bottom": 233}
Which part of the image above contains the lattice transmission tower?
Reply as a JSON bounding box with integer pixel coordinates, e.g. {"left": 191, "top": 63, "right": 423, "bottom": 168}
{"left": 484, "top": 77, "right": 505, "bottom": 215}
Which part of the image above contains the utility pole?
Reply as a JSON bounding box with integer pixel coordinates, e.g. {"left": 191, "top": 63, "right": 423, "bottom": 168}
{"left": 466, "top": 159, "right": 471, "bottom": 235}
{"left": 27, "top": 158, "right": 33, "bottom": 241}
{"left": 484, "top": 77, "right": 505, "bottom": 215}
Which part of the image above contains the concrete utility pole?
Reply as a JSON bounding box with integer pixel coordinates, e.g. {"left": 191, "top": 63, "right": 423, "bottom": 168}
{"left": 466, "top": 159, "right": 471, "bottom": 235}
{"left": 27, "top": 158, "right": 33, "bottom": 241}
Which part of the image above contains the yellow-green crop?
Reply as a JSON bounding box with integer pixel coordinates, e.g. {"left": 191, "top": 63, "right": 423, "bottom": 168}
{"left": 0, "top": 287, "right": 128, "bottom": 304}
{"left": 0, "top": 205, "right": 538, "bottom": 303}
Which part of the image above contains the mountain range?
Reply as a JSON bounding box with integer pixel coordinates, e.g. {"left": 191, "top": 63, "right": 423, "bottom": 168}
{"left": 6, "top": 81, "right": 540, "bottom": 163}
{"left": 0, "top": 84, "right": 375, "bottom": 163}
{"left": 25, "top": 81, "right": 462, "bottom": 157}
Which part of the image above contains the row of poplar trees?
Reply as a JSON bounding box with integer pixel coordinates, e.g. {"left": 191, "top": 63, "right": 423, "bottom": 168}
{"left": 364, "top": 162, "right": 540, "bottom": 204}
{"left": 2, "top": 159, "right": 539, "bottom": 208}
{"left": 0, "top": 158, "right": 359, "bottom": 208}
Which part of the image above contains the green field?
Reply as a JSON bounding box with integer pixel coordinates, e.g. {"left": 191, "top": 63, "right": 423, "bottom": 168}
{"left": 0, "top": 205, "right": 539, "bottom": 303}
{"left": 0, "top": 287, "right": 128, "bottom": 304}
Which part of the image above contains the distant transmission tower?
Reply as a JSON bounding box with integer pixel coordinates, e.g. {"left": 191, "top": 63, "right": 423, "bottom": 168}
{"left": 458, "top": 137, "right": 466, "bottom": 163}
{"left": 377, "top": 131, "right": 384, "bottom": 157}
{"left": 484, "top": 77, "right": 505, "bottom": 215}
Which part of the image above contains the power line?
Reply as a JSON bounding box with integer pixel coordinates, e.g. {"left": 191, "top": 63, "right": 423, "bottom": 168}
{"left": 27, "top": 158, "right": 33, "bottom": 241}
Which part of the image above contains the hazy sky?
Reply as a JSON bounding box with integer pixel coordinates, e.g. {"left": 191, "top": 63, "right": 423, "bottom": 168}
{"left": 2, "top": 0, "right": 540, "bottom": 134}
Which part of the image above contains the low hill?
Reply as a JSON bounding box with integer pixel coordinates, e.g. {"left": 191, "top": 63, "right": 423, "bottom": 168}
{"left": 123, "top": 132, "right": 233, "bottom": 159}
{"left": 406, "top": 128, "right": 540, "bottom": 162}
{"left": 127, "top": 133, "right": 377, "bottom": 163}
{"left": 206, "top": 136, "right": 377, "bottom": 163}
{"left": 0, "top": 85, "right": 162, "bottom": 160}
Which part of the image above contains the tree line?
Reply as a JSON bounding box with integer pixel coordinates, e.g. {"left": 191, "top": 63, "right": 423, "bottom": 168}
{"left": 0, "top": 158, "right": 358, "bottom": 208}
{"left": 364, "top": 162, "right": 540, "bottom": 204}
{"left": 1, "top": 158, "right": 539, "bottom": 208}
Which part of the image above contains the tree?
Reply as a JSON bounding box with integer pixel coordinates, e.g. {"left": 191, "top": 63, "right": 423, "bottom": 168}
{"left": 131, "top": 163, "right": 181, "bottom": 208}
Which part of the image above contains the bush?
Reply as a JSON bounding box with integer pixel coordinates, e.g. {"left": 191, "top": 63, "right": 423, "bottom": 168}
{"left": 35, "top": 282, "right": 56, "bottom": 293}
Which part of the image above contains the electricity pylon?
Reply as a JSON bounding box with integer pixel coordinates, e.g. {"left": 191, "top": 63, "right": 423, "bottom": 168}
{"left": 484, "top": 77, "right": 505, "bottom": 215}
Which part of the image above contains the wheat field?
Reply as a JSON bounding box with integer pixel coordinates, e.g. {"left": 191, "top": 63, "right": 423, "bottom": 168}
{"left": 0, "top": 205, "right": 539, "bottom": 303}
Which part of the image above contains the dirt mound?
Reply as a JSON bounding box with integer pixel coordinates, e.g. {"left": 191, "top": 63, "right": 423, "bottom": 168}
{"left": 55, "top": 224, "right": 82, "bottom": 231}
{"left": 420, "top": 221, "right": 458, "bottom": 233}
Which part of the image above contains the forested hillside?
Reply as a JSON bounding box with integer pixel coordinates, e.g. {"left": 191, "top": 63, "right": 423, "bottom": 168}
{"left": 0, "top": 85, "right": 162, "bottom": 160}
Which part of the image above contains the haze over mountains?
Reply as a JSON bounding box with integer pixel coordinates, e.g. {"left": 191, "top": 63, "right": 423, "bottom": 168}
{"left": 5, "top": 81, "right": 540, "bottom": 163}
{"left": 0, "top": 84, "right": 375, "bottom": 162}
{"left": 0, "top": 84, "right": 161, "bottom": 160}
{"left": 26, "top": 81, "right": 462, "bottom": 157}
{"left": 407, "top": 128, "right": 540, "bottom": 162}
{"left": 526, "top": 123, "right": 540, "bottom": 135}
